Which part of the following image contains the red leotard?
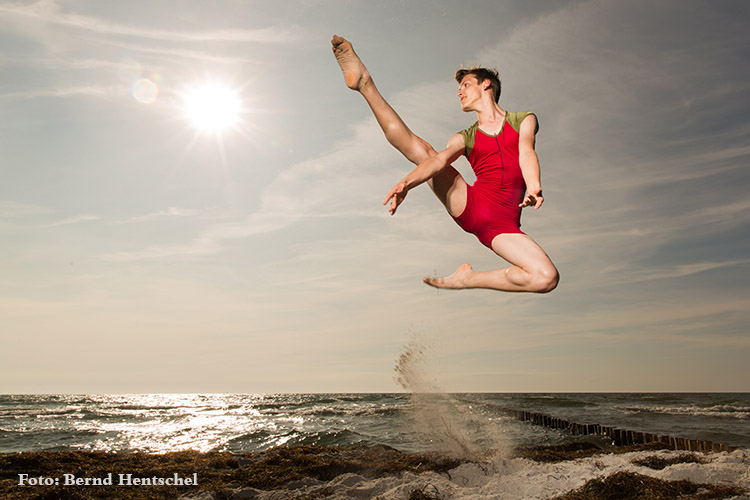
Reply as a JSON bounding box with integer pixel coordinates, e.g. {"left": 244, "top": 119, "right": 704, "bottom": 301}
{"left": 452, "top": 111, "right": 535, "bottom": 248}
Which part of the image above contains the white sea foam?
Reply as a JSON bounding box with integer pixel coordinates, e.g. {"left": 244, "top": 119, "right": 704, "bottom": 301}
{"left": 617, "top": 403, "right": 750, "bottom": 419}
{"left": 207, "top": 448, "right": 749, "bottom": 500}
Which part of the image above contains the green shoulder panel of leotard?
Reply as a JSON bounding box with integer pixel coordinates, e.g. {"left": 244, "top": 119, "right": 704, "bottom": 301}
{"left": 458, "top": 111, "right": 537, "bottom": 157}
{"left": 506, "top": 111, "right": 537, "bottom": 134}
{"left": 459, "top": 122, "right": 479, "bottom": 157}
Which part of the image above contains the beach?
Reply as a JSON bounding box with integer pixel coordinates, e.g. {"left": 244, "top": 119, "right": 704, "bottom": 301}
{"left": 1, "top": 442, "right": 748, "bottom": 499}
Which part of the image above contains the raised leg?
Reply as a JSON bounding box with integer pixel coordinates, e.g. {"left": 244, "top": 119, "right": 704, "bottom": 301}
{"left": 332, "top": 35, "right": 466, "bottom": 216}
{"left": 424, "top": 233, "right": 559, "bottom": 293}
{"left": 332, "top": 35, "right": 433, "bottom": 164}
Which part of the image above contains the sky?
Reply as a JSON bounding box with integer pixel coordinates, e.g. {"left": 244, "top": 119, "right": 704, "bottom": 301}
{"left": 1, "top": 0, "right": 748, "bottom": 394}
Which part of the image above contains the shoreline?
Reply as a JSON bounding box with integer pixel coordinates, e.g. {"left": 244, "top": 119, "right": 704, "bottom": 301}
{"left": 1, "top": 442, "right": 747, "bottom": 500}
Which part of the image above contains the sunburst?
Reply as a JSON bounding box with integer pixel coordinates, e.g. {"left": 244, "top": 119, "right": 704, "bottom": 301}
{"left": 182, "top": 82, "right": 241, "bottom": 135}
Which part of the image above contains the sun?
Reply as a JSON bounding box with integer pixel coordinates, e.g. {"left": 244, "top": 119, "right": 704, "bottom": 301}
{"left": 182, "top": 82, "right": 241, "bottom": 134}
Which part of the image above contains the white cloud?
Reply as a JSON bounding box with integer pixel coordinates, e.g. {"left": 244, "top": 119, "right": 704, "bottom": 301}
{"left": 0, "top": 200, "right": 51, "bottom": 218}
{"left": 0, "top": 85, "right": 126, "bottom": 100}
{"left": 48, "top": 214, "right": 101, "bottom": 227}
{"left": 0, "top": 0, "right": 299, "bottom": 43}
{"left": 119, "top": 207, "right": 198, "bottom": 223}
{"left": 85, "top": 38, "right": 259, "bottom": 65}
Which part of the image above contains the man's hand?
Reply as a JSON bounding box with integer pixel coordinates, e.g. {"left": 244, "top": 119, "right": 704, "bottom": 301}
{"left": 519, "top": 189, "right": 544, "bottom": 210}
{"left": 384, "top": 181, "right": 408, "bottom": 215}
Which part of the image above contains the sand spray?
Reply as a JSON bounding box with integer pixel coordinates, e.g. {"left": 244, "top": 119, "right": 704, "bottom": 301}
{"left": 394, "top": 328, "right": 512, "bottom": 463}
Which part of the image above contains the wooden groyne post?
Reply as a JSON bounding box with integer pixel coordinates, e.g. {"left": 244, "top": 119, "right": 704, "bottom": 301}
{"left": 495, "top": 407, "right": 737, "bottom": 452}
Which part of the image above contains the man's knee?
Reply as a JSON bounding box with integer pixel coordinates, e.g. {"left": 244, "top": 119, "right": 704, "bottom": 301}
{"left": 386, "top": 132, "right": 434, "bottom": 165}
{"left": 531, "top": 267, "right": 559, "bottom": 293}
{"left": 410, "top": 137, "right": 437, "bottom": 163}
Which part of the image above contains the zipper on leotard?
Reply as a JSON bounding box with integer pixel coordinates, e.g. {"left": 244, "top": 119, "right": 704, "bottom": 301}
{"left": 494, "top": 133, "right": 504, "bottom": 185}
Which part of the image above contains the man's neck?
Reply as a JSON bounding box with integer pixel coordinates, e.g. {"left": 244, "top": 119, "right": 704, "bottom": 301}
{"left": 475, "top": 101, "right": 506, "bottom": 131}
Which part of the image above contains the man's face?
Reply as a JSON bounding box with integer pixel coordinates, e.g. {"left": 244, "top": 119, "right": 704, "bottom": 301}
{"left": 457, "top": 74, "right": 483, "bottom": 111}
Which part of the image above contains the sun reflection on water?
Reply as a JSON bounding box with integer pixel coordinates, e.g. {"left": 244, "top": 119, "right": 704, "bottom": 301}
{"left": 66, "top": 394, "right": 284, "bottom": 454}
{"left": 3, "top": 394, "right": 427, "bottom": 454}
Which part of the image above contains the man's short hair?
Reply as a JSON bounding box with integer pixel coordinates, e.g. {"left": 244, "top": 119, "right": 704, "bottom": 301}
{"left": 455, "top": 67, "right": 501, "bottom": 103}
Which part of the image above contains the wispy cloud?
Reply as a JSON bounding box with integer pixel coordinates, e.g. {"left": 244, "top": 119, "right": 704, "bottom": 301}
{"left": 119, "top": 207, "right": 198, "bottom": 224}
{"left": 87, "top": 37, "right": 260, "bottom": 65}
{"left": 614, "top": 259, "right": 750, "bottom": 285}
{"left": 0, "top": 85, "right": 126, "bottom": 100}
{"left": 693, "top": 200, "right": 750, "bottom": 220}
{"left": 0, "top": 200, "right": 51, "bottom": 218}
{"left": 101, "top": 212, "right": 298, "bottom": 261}
{"left": 0, "top": 0, "right": 299, "bottom": 43}
{"left": 48, "top": 214, "right": 101, "bottom": 227}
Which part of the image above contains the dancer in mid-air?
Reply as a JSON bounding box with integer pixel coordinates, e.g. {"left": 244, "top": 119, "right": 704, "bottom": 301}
{"left": 332, "top": 35, "right": 558, "bottom": 293}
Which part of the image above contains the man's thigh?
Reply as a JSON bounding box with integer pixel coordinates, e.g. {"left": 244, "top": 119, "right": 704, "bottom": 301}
{"left": 490, "top": 233, "right": 554, "bottom": 271}
{"left": 428, "top": 166, "right": 467, "bottom": 218}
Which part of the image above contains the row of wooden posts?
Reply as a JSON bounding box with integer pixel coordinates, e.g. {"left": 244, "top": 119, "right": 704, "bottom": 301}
{"left": 497, "top": 407, "right": 737, "bottom": 452}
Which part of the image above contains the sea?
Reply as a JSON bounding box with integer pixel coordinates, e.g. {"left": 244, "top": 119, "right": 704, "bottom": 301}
{"left": 1, "top": 393, "right": 748, "bottom": 455}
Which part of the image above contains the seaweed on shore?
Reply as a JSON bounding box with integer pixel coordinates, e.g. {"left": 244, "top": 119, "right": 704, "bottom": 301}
{"left": 1, "top": 443, "right": 744, "bottom": 500}
{"left": 233, "top": 443, "right": 460, "bottom": 489}
{"left": 632, "top": 452, "right": 707, "bottom": 470}
{"left": 513, "top": 441, "right": 671, "bottom": 463}
{"left": 550, "top": 471, "right": 745, "bottom": 500}
{"left": 0, "top": 444, "right": 459, "bottom": 500}
{"left": 407, "top": 485, "right": 444, "bottom": 500}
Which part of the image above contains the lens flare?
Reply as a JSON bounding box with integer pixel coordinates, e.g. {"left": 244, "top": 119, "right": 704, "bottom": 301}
{"left": 131, "top": 78, "right": 158, "bottom": 104}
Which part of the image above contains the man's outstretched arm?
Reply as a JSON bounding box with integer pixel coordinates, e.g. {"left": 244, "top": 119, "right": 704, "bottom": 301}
{"left": 518, "top": 114, "right": 544, "bottom": 210}
{"left": 384, "top": 133, "right": 464, "bottom": 215}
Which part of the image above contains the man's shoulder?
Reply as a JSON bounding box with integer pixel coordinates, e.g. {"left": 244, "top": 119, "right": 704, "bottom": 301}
{"left": 457, "top": 121, "right": 479, "bottom": 147}
{"left": 506, "top": 111, "right": 537, "bottom": 133}
{"left": 457, "top": 121, "right": 479, "bottom": 136}
{"left": 457, "top": 122, "right": 478, "bottom": 157}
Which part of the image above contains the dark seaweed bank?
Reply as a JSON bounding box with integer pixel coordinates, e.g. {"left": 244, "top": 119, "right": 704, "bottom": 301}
{"left": 1, "top": 444, "right": 457, "bottom": 500}
{"left": 549, "top": 471, "right": 744, "bottom": 500}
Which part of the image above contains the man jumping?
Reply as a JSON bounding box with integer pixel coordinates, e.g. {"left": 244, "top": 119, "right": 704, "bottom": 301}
{"left": 332, "top": 35, "right": 558, "bottom": 293}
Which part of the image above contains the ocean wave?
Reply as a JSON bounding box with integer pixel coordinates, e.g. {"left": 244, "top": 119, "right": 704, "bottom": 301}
{"left": 226, "top": 427, "right": 367, "bottom": 451}
{"left": 289, "top": 405, "right": 402, "bottom": 419}
{"left": 106, "top": 404, "right": 186, "bottom": 412}
{"left": 0, "top": 428, "right": 105, "bottom": 454}
{"left": 502, "top": 395, "right": 599, "bottom": 409}
{"left": 224, "top": 429, "right": 306, "bottom": 452}
{"left": 353, "top": 406, "right": 403, "bottom": 417}
{"left": 289, "top": 428, "right": 367, "bottom": 447}
{"left": 34, "top": 408, "right": 86, "bottom": 418}
{"left": 619, "top": 404, "right": 750, "bottom": 419}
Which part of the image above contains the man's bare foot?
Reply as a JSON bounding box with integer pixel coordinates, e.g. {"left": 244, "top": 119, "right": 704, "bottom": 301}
{"left": 331, "top": 35, "right": 372, "bottom": 91}
{"left": 423, "top": 263, "right": 475, "bottom": 289}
